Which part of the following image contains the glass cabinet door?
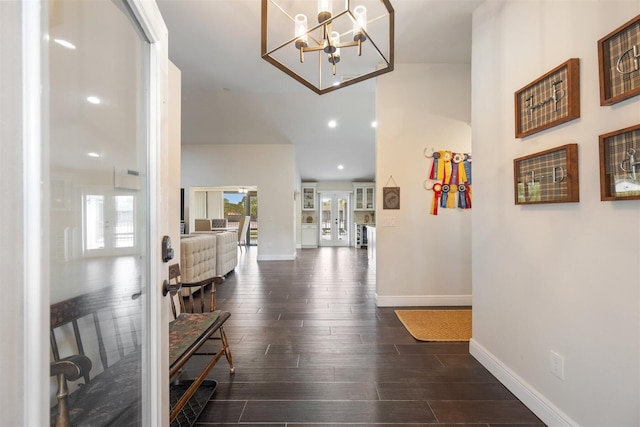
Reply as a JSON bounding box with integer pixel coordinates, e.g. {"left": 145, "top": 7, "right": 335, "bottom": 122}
{"left": 365, "top": 187, "right": 374, "bottom": 209}
{"left": 303, "top": 187, "right": 316, "bottom": 210}
{"left": 355, "top": 188, "right": 364, "bottom": 209}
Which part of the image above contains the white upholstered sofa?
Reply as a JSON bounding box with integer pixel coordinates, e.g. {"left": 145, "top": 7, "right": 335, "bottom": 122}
{"left": 181, "top": 232, "right": 238, "bottom": 279}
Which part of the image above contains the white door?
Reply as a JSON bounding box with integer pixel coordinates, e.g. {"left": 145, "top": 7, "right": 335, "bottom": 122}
{"left": 38, "top": 1, "right": 169, "bottom": 426}
{"left": 319, "top": 192, "right": 350, "bottom": 246}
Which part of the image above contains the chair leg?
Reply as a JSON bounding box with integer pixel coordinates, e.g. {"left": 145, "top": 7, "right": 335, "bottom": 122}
{"left": 218, "top": 326, "right": 235, "bottom": 374}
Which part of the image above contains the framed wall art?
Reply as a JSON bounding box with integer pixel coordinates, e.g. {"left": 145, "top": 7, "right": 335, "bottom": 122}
{"left": 598, "top": 124, "right": 640, "bottom": 201}
{"left": 598, "top": 14, "right": 640, "bottom": 106}
{"left": 382, "top": 187, "right": 400, "bottom": 209}
{"left": 514, "top": 58, "right": 580, "bottom": 139}
{"left": 514, "top": 143, "right": 579, "bottom": 205}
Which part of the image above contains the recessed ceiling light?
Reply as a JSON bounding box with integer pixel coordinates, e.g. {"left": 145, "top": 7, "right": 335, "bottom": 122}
{"left": 337, "top": 164, "right": 344, "bottom": 170}
{"left": 328, "top": 120, "right": 337, "bottom": 128}
{"left": 332, "top": 82, "right": 340, "bottom": 87}
{"left": 371, "top": 121, "right": 378, "bottom": 128}
{"left": 86, "top": 96, "right": 101, "bottom": 105}
{"left": 53, "top": 38, "right": 77, "bottom": 50}
{"left": 87, "top": 152, "right": 100, "bottom": 158}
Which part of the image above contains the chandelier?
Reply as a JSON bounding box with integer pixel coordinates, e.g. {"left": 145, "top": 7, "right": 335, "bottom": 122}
{"left": 261, "top": 0, "right": 394, "bottom": 95}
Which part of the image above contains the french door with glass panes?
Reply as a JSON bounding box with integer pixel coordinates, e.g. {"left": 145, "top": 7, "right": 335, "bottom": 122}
{"left": 84, "top": 190, "right": 137, "bottom": 256}
{"left": 319, "top": 192, "right": 350, "bottom": 246}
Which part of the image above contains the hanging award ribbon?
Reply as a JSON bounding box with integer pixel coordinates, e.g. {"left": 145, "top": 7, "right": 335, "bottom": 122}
{"left": 458, "top": 183, "right": 471, "bottom": 209}
{"left": 464, "top": 156, "right": 472, "bottom": 207}
{"left": 428, "top": 151, "right": 441, "bottom": 180}
{"left": 452, "top": 152, "right": 469, "bottom": 209}
{"left": 442, "top": 151, "right": 452, "bottom": 183}
{"left": 452, "top": 152, "right": 464, "bottom": 185}
{"left": 430, "top": 182, "right": 442, "bottom": 215}
{"left": 440, "top": 183, "right": 449, "bottom": 209}
{"left": 440, "top": 151, "right": 455, "bottom": 209}
{"left": 446, "top": 183, "right": 456, "bottom": 209}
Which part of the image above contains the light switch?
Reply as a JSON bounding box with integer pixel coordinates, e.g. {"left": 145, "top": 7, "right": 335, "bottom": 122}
{"left": 383, "top": 217, "right": 396, "bottom": 227}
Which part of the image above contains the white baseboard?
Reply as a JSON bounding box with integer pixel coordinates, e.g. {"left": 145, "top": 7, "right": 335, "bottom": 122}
{"left": 256, "top": 252, "right": 296, "bottom": 261}
{"left": 375, "top": 294, "right": 472, "bottom": 307}
{"left": 469, "top": 339, "right": 578, "bottom": 427}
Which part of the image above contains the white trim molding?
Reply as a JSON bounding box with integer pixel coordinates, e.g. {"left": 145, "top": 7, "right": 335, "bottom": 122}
{"left": 376, "top": 294, "right": 472, "bottom": 307}
{"left": 22, "top": 1, "right": 47, "bottom": 425}
{"left": 469, "top": 339, "right": 578, "bottom": 427}
{"left": 257, "top": 253, "right": 297, "bottom": 261}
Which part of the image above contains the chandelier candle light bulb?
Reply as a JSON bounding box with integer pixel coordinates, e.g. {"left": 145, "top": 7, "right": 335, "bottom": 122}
{"left": 317, "top": 0, "right": 332, "bottom": 22}
{"left": 294, "top": 14, "right": 308, "bottom": 49}
{"left": 328, "top": 31, "right": 341, "bottom": 74}
{"left": 353, "top": 5, "right": 367, "bottom": 42}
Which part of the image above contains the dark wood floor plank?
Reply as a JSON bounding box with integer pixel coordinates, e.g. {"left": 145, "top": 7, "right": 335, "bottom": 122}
{"left": 334, "top": 366, "right": 500, "bottom": 383}
{"left": 269, "top": 343, "right": 399, "bottom": 355}
{"left": 429, "top": 400, "right": 544, "bottom": 424}
{"left": 239, "top": 400, "right": 437, "bottom": 424}
{"left": 213, "top": 381, "right": 379, "bottom": 400}
{"left": 207, "top": 367, "right": 335, "bottom": 382}
{"left": 377, "top": 382, "right": 517, "bottom": 400}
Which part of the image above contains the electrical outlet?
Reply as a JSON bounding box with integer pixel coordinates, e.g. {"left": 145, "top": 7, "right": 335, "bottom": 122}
{"left": 383, "top": 217, "right": 396, "bottom": 227}
{"left": 550, "top": 350, "right": 565, "bottom": 380}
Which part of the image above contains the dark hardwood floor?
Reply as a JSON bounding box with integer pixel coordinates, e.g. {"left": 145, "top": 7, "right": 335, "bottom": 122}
{"left": 188, "top": 246, "right": 545, "bottom": 426}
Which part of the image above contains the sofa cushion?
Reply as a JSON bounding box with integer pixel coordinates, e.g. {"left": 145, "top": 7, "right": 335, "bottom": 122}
{"left": 215, "top": 231, "right": 238, "bottom": 276}
{"left": 180, "top": 235, "right": 217, "bottom": 283}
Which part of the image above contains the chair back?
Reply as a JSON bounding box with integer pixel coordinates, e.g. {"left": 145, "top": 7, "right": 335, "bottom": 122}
{"left": 237, "top": 216, "right": 246, "bottom": 239}
{"left": 211, "top": 218, "right": 228, "bottom": 228}
{"left": 238, "top": 215, "right": 250, "bottom": 246}
{"left": 194, "top": 219, "right": 211, "bottom": 231}
{"left": 168, "top": 263, "right": 220, "bottom": 319}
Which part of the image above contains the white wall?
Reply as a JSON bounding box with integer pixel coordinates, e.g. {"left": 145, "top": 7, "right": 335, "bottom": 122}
{"left": 376, "top": 64, "right": 473, "bottom": 306}
{"left": 471, "top": 2, "right": 640, "bottom": 426}
{"left": 181, "top": 144, "right": 296, "bottom": 260}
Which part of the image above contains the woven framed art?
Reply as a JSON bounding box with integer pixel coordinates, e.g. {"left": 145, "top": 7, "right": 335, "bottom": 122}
{"left": 514, "top": 143, "right": 579, "bottom": 205}
{"left": 514, "top": 58, "right": 580, "bottom": 139}
{"left": 598, "top": 124, "right": 640, "bottom": 201}
{"left": 598, "top": 14, "right": 640, "bottom": 106}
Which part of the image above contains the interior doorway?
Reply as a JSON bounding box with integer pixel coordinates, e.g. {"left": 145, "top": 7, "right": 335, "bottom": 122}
{"left": 223, "top": 189, "right": 258, "bottom": 246}
{"left": 319, "top": 192, "right": 350, "bottom": 247}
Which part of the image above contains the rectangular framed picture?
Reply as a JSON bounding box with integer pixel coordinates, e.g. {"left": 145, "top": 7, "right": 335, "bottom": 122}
{"left": 382, "top": 187, "right": 400, "bottom": 209}
{"left": 598, "top": 14, "right": 640, "bottom": 106}
{"left": 514, "top": 143, "right": 579, "bottom": 205}
{"left": 598, "top": 124, "right": 640, "bottom": 201}
{"left": 514, "top": 58, "right": 580, "bottom": 138}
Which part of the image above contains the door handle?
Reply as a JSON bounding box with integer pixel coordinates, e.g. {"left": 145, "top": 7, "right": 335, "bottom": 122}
{"left": 162, "top": 279, "right": 181, "bottom": 297}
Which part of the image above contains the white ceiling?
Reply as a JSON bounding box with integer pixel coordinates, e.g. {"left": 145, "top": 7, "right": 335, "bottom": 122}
{"left": 156, "top": 0, "right": 482, "bottom": 182}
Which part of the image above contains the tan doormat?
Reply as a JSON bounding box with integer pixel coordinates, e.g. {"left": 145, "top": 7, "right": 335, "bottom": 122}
{"left": 395, "top": 309, "right": 472, "bottom": 341}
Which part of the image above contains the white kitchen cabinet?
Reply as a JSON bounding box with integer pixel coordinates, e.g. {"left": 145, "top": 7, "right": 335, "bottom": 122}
{"left": 301, "top": 224, "right": 318, "bottom": 248}
{"left": 353, "top": 183, "right": 375, "bottom": 210}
